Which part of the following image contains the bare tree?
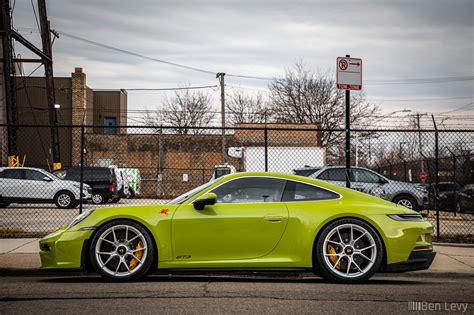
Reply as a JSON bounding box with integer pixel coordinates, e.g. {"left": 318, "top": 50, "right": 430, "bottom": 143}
{"left": 268, "top": 61, "right": 379, "bottom": 158}
{"left": 142, "top": 89, "right": 215, "bottom": 134}
{"left": 226, "top": 91, "right": 269, "bottom": 124}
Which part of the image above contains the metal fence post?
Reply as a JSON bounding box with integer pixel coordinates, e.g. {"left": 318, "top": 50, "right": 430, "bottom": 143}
{"left": 264, "top": 126, "right": 268, "bottom": 172}
{"left": 432, "top": 116, "right": 440, "bottom": 239}
{"left": 79, "top": 124, "right": 84, "bottom": 214}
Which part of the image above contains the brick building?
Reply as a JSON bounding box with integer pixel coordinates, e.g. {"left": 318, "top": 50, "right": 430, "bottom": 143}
{"left": 2, "top": 67, "right": 127, "bottom": 169}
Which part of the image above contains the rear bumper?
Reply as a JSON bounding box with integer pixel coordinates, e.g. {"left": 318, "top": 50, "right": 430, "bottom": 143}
{"left": 383, "top": 250, "right": 436, "bottom": 273}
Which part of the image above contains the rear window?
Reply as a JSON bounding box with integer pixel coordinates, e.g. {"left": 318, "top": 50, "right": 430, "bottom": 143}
{"left": 283, "top": 181, "right": 339, "bottom": 201}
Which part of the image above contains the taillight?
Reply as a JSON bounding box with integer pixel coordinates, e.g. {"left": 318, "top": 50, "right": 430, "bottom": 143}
{"left": 109, "top": 184, "right": 113, "bottom": 192}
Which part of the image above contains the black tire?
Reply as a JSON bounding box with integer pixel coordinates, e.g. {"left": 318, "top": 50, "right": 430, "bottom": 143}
{"left": 128, "top": 189, "right": 135, "bottom": 199}
{"left": 54, "top": 191, "right": 77, "bottom": 209}
{"left": 456, "top": 201, "right": 463, "bottom": 213}
{"left": 0, "top": 202, "right": 10, "bottom": 208}
{"left": 89, "top": 220, "right": 155, "bottom": 281}
{"left": 313, "top": 218, "right": 384, "bottom": 283}
{"left": 92, "top": 192, "right": 106, "bottom": 205}
{"left": 393, "top": 194, "right": 419, "bottom": 211}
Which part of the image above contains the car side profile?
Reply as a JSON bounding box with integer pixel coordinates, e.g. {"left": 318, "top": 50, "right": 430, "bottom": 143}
{"left": 0, "top": 167, "right": 91, "bottom": 209}
{"left": 40, "top": 172, "right": 435, "bottom": 283}
{"left": 295, "top": 166, "right": 429, "bottom": 211}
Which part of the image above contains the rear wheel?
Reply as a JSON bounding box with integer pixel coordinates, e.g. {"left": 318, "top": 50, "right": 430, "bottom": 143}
{"left": 54, "top": 191, "right": 76, "bottom": 209}
{"left": 89, "top": 220, "right": 155, "bottom": 281}
{"left": 393, "top": 194, "right": 418, "bottom": 211}
{"left": 314, "top": 218, "right": 383, "bottom": 283}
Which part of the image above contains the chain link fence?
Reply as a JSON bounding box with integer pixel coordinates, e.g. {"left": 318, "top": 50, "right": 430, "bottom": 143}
{"left": 1, "top": 124, "right": 473, "bottom": 242}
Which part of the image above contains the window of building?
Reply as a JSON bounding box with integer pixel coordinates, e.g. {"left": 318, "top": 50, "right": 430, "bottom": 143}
{"left": 104, "top": 117, "right": 117, "bottom": 134}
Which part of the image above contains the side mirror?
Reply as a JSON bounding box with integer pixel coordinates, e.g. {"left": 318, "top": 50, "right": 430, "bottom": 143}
{"left": 193, "top": 193, "right": 217, "bottom": 211}
{"left": 43, "top": 176, "right": 53, "bottom": 182}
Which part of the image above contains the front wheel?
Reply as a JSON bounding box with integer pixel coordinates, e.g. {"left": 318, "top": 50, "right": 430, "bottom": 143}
{"left": 313, "top": 218, "right": 383, "bottom": 283}
{"left": 393, "top": 195, "right": 419, "bottom": 211}
{"left": 92, "top": 193, "right": 106, "bottom": 205}
{"left": 89, "top": 220, "right": 155, "bottom": 281}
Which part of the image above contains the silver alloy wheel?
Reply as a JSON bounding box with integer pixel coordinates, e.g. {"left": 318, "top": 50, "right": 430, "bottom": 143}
{"left": 322, "top": 223, "right": 377, "bottom": 279}
{"left": 94, "top": 225, "right": 148, "bottom": 277}
{"left": 397, "top": 198, "right": 413, "bottom": 209}
{"left": 57, "top": 193, "right": 71, "bottom": 207}
{"left": 92, "top": 194, "right": 103, "bottom": 204}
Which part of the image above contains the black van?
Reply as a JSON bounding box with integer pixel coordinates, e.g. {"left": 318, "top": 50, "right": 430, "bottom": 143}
{"left": 53, "top": 167, "right": 118, "bottom": 204}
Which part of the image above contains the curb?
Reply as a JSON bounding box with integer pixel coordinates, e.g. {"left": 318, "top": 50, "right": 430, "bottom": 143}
{"left": 433, "top": 242, "right": 474, "bottom": 248}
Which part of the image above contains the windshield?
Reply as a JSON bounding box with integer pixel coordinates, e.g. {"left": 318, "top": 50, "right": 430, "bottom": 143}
{"left": 167, "top": 177, "right": 221, "bottom": 204}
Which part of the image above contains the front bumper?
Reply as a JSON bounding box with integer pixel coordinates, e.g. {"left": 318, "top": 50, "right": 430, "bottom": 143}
{"left": 39, "top": 227, "right": 92, "bottom": 269}
{"left": 383, "top": 250, "right": 436, "bottom": 272}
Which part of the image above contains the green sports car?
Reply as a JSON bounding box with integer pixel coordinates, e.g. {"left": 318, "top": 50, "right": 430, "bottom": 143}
{"left": 40, "top": 172, "right": 435, "bottom": 283}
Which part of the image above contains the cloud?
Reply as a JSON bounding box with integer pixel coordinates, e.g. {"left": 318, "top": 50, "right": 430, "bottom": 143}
{"left": 11, "top": 0, "right": 474, "bottom": 114}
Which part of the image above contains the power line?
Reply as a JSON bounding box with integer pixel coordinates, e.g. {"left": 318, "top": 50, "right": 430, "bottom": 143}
{"left": 369, "top": 96, "right": 474, "bottom": 102}
{"left": 58, "top": 31, "right": 217, "bottom": 76}
{"left": 53, "top": 31, "right": 474, "bottom": 85}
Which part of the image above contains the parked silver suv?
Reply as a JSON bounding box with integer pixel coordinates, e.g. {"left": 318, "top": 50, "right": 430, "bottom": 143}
{"left": 294, "top": 166, "right": 429, "bottom": 211}
{"left": 0, "top": 167, "right": 92, "bottom": 209}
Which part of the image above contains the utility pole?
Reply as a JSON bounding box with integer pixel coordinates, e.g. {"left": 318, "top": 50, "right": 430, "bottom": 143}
{"left": 1, "top": 0, "right": 18, "bottom": 166}
{"left": 217, "top": 72, "right": 226, "bottom": 164}
{"left": 345, "top": 54, "right": 351, "bottom": 188}
{"left": 415, "top": 112, "right": 425, "bottom": 173}
{"left": 38, "top": 0, "right": 61, "bottom": 170}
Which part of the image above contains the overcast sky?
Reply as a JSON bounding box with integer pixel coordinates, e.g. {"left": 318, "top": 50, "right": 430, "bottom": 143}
{"left": 11, "top": 0, "right": 474, "bottom": 119}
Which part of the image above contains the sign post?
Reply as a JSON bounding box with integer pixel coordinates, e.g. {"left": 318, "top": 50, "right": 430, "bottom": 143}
{"left": 337, "top": 55, "right": 363, "bottom": 188}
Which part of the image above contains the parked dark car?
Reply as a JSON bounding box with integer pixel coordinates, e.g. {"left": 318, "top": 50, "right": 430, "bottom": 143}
{"left": 53, "top": 167, "right": 118, "bottom": 204}
{"left": 457, "top": 184, "right": 474, "bottom": 213}
{"left": 428, "top": 182, "right": 461, "bottom": 212}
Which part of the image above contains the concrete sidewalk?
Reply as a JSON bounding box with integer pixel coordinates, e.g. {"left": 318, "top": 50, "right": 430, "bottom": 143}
{"left": 0, "top": 238, "right": 473, "bottom": 274}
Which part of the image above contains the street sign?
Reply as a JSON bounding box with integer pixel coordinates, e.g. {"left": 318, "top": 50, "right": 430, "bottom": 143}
{"left": 337, "top": 57, "right": 362, "bottom": 90}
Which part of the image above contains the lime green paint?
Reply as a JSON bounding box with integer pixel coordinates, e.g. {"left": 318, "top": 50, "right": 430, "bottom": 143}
{"left": 40, "top": 172, "right": 433, "bottom": 271}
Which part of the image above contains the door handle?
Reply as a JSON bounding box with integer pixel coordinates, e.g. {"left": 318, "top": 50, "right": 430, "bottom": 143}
{"left": 264, "top": 215, "right": 283, "bottom": 222}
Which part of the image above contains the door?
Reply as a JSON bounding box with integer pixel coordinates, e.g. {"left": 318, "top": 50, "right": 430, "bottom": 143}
{"left": 171, "top": 177, "right": 289, "bottom": 261}
{"left": 0, "top": 169, "right": 25, "bottom": 199}
{"left": 24, "top": 169, "right": 53, "bottom": 200}
{"left": 352, "top": 168, "right": 386, "bottom": 197}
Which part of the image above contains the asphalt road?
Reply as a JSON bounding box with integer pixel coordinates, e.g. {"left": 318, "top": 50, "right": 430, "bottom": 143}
{"left": 1, "top": 272, "right": 473, "bottom": 314}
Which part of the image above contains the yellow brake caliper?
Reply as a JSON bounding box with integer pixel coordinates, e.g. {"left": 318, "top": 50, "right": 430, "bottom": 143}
{"left": 327, "top": 244, "right": 341, "bottom": 270}
{"left": 129, "top": 241, "right": 144, "bottom": 270}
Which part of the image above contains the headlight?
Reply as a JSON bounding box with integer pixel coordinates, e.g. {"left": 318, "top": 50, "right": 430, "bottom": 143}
{"left": 69, "top": 210, "right": 94, "bottom": 227}
{"left": 387, "top": 214, "right": 423, "bottom": 221}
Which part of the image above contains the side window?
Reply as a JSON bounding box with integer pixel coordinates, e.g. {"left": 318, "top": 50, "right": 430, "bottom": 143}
{"left": 283, "top": 181, "right": 339, "bottom": 201}
{"left": 25, "top": 170, "right": 46, "bottom": 181}
{"left": 317, "top": 170, "right": 329, "bottom": 180}
{"left": 3, "top": 169, "right": 24, "bottom": 179}
{"left": 326, "top": 169, "right": 347, "bottom": 181}
{"left": 353, "top": 169, "right": 380, "bottom": 183}
{"left": 210, "top": 177, "right": 286, "bottom": 204}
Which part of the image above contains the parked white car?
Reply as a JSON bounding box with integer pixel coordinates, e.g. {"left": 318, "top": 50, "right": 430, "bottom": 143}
{"left": 0, "top": 167, "right": 92, "bottom": 209}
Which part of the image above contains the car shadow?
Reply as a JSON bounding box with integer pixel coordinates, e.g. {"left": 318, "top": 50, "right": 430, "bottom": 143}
{"left": 40, "top": 273, "right": 428, "bottom": 285}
